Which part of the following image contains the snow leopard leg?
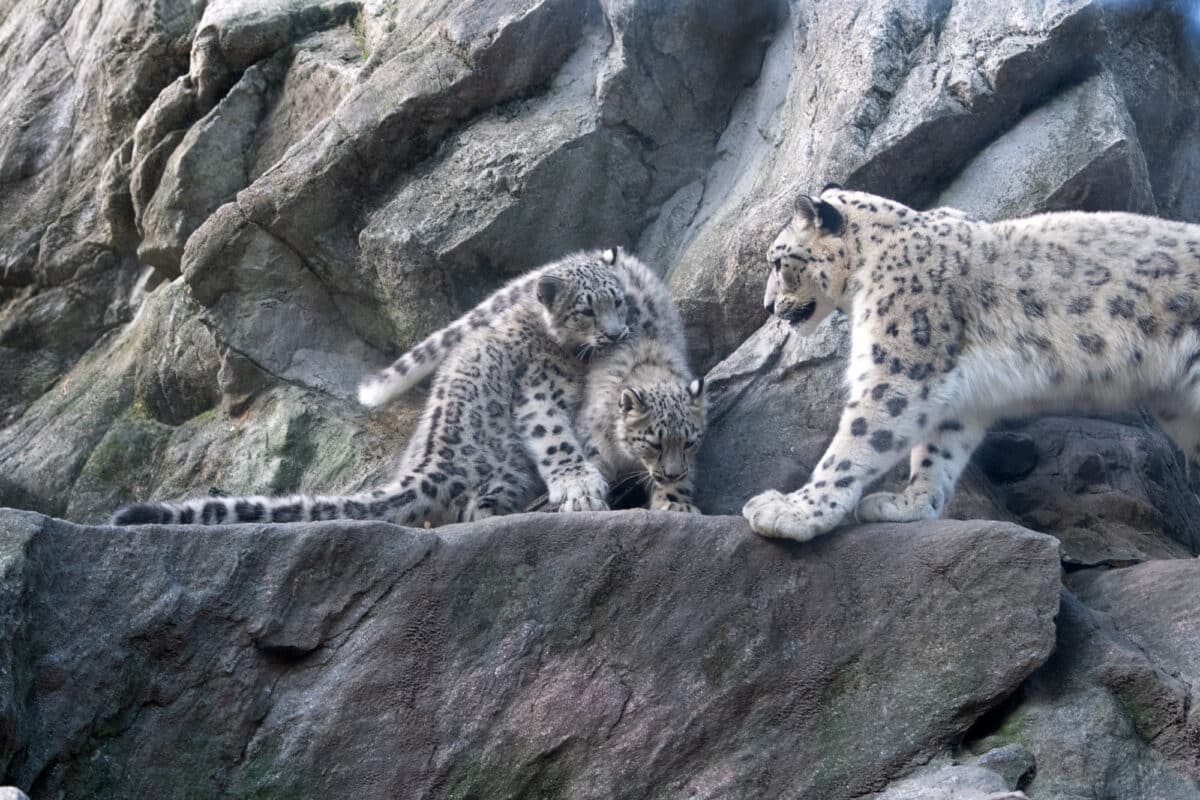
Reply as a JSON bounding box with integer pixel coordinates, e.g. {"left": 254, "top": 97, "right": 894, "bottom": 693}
{"left": 517, "top": 375, "right": 608, "bottom": 512}
{"left": 743, "top": 371, "right": 953, "bottom": 542}
{"left": 649, "top": 475, "right": 700, "bottom": 513}
{"left": 856, "top": 416, "right": 989, "bottom": 523}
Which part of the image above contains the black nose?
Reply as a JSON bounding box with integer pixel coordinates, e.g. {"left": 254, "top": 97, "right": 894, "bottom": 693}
{"left": 764, "top": 301, "right": 775, "bottom": 315}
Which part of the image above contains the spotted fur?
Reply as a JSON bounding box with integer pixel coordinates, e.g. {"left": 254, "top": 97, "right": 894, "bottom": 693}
{"left": 112, "top": 250, "right": 631, "bottom": 527}
{"left": 577, "top": 256, "right": 706, "bottom": 512}
{"left": 744, "top": 188, "right": 1200, "bottom": 542}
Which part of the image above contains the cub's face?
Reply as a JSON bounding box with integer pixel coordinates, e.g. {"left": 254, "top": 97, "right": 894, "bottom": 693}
{"left": 619, "top": 379, "right": 706, "bottom": 485}
{"left": 763, "top": 194, "right": 847, "bottom": 337}
{"left": 538, "top": 249, "right": 630, "bottom": 359}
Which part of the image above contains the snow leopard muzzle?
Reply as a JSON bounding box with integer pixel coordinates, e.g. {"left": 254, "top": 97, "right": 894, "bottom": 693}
{"left": 782, "top": 300, "right": 817, "bottom": 326}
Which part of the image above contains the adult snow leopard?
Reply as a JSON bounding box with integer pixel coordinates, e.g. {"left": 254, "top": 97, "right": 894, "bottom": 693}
{"left": 744, "top": 186, "right": 1200, "bottom": 542}
{"left": 111, "top": 250, "right": 630, "bottom": 526}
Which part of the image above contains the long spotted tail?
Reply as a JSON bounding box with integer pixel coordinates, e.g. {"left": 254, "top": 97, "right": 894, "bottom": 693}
{"left": 109, "top": 485, "right": 438, "bottom": 527}
{"left": 357, "top": 272, "right": 539, "bottom": 407}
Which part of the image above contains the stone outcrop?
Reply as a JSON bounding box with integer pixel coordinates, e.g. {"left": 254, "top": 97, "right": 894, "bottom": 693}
{"left": 965, "top": 561, "right": 1200, "bottom": 799}
{"left": 0, "top": 509, "right": 1060, "bottom": 798}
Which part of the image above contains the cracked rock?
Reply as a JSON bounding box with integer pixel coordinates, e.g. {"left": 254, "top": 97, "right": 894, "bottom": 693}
{"left": 0, "top": 509, "right": 1059, "bottom": 798}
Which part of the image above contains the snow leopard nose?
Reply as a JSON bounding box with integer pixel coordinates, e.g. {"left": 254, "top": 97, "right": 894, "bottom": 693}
{"left": 600, "top": 320, "right": 627, "bottom": 341}
{"left": 765, "top": 300, "right": 775, "bottom": 315}
{"left": 663, "top": 469, "right": 688, "bottom": 483}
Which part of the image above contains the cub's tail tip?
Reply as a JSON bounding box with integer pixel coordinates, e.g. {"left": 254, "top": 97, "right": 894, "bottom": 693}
{"left": 110, "top": 503, "right": 172, "bottom": 526}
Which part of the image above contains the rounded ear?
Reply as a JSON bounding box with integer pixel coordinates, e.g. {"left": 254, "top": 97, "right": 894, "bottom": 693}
{"left": 687, "top": 377, "right": 705, "bottom": 400}
{"left": 602, "top": 248, "right": 618, "bottom": 265}
{"left": 821, "top": 182, "right": 844, "bottom": 194}
{"left": 814, "top": 199, "right": 846, "bottom": 237}
{"left": 536, "top": 276, "right": 566, "bottom": 308}
{"left": 793, "top": 194, "right": 818, "bottom": 223}
{"left": 619, "top": 387, "right": 646, "bottom": 415}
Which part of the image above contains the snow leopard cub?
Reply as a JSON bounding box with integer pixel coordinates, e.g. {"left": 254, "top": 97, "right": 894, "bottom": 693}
{"left": 359, "top": 249, "right": 626, "bottom": 407}
{"left": 576, "top": 254, "right": 706, "bottom": 512}
{"left": 361, "top": 247, "right": 707, "bottom": 513}
{"left": 111, "top": 250, "right": 629, "bottom": 527}
{"left": 580, "top": 335, "right": 706, "bottom": 513}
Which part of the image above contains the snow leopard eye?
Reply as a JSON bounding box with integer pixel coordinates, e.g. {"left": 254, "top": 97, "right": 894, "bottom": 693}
{"left": 581, "top": 307, "right": 595, "bottom": 317}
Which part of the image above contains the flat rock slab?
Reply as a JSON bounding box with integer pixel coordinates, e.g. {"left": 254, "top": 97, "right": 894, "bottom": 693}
{"left": 0, "top": 509, "right": 1059, "bottom": 799}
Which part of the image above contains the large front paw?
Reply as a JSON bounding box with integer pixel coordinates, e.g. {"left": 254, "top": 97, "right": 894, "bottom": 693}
{"left": 741, "top": 490, "right": 831, "bottom": 542}
{"left": 550, "top": 476, "right": 609, "bottom": 513}
{"left": 855, "top": 490, "right": 940, "bottom": 523}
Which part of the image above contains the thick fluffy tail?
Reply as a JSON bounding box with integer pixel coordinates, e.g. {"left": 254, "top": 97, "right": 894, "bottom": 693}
{"left": 357, "top": 272, "right": 540, "bottom": 407}
{"left": 110, "top": 485, "right": 438, "bottom": 527}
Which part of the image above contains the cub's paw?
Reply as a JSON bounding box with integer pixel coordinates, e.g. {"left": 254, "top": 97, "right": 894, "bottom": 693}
{"left": 855, "top": 491, "right": 940, "bottom": 523}
{"left": 651, "top": 499, "right": 701, "bottom": 514}
{"left": 741, "top": 490, "right": 831, "bottom": 542}
{"left": 550, "top": 476, "right": 609, "bottom": 513}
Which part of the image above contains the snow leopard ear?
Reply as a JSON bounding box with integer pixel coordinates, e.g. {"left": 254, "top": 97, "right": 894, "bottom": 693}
{"left": 619, "top": 387, "right": 646, "bottom": 416}
{"left": 794, "top": 194, "right": 818, "bottom": 222}
{"left": 601, "top": 248, "right": 619, "bottom": 265}
{"left": 536, "top": 275, "right": 567, "bottom": 308}
{"left": 795, "top": 194, "right": 845, "bottom": 237}
{"left": 687, "top": 377, "right": 705, "bottom": 401}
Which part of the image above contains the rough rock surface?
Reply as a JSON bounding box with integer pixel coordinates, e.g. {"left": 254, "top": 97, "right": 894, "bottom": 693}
{"left": 965, "top": 560, "right": 1200, "bottom": 799}
{"left": 0, "top": 509, "right": 1059, "bottom": 799}
{"left": 2, "top": 0, "right": 1199, "bottom": 525}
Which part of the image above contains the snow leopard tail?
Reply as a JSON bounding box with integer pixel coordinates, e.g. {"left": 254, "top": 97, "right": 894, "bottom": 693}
{"left": 356, "top": 273, "right": 540, "bottom": 407}
{"left": 109, "top": 485, "right": 442, "bottom": 527}
{"left": 356, "top": 248, "right": 621, "bottom": 407}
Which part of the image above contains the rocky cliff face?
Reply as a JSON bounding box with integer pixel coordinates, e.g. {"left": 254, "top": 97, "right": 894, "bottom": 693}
{"left": 2, "top": 0, "right": 1200, "bottom": 797}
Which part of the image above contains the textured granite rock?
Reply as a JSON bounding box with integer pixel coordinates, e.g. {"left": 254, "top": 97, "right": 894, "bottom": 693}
{"left": 0, "top": 509, "right": 1059, "bottom": 798}
{"left": 966, "top": 564, "right": 1200, "bottom": 799}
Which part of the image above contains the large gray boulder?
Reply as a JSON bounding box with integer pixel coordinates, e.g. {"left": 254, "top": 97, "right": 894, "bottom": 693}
{"left": 0, "top": 509, "right": 1059, "bottom": 798}
{"left": 965, "top": 560, "right": 1200, "bottom": 799}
